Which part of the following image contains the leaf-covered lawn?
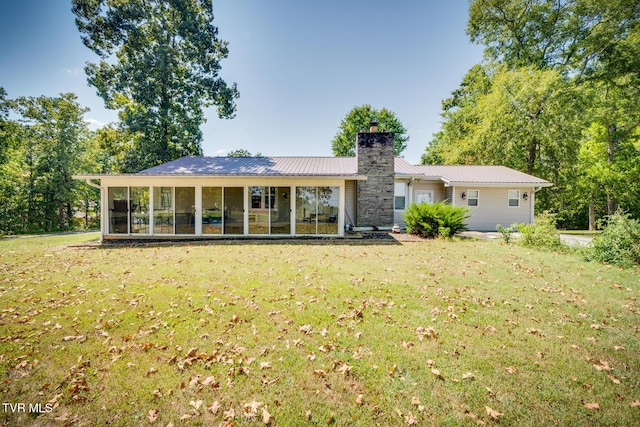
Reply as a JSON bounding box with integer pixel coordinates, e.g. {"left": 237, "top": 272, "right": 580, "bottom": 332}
{"left": 1, "top": 233, "right": 639, "bottom": 426}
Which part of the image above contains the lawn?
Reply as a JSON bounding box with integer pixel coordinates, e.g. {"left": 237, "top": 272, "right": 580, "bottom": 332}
{"left": 1, "top": 233, "right": 639, "bottom": 426}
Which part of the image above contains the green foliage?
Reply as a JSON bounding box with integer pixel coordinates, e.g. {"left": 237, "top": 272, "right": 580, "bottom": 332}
{"left": 72, "top": 0, "right": 239, "bottom": 172}
{"left": 517, "top": 212, "right": 563, "bottom": 249}
{"left": 404, "top": 202, "right": 469, "bottom": 238}
{"left": 0, "top": 92, "right": 101, "bottom": 235}
{"left": 426, "top": 1, "right": 640, "bottom": 229}
{"left": 584, "top": 211, "right": 640, "bottom": 267}
{"left": 227, "top": 149, "right": 262, "bottom": 157}
{"left": 331, "top": 104, "right": 409, "bottom": 157}
{"left": 496, "top": 223, "right": 518, "bottom": 244}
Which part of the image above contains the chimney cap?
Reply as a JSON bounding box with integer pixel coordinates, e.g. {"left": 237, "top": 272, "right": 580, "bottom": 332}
{"left": 369, "top": 120, "right": 379, "bottom": 132}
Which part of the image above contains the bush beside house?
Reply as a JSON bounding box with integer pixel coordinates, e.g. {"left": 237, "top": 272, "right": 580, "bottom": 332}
{"left": 404, "top": 202, "right": 469, "bottom": 238}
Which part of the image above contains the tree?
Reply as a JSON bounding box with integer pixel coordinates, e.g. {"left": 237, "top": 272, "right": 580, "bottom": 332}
{"left": 1, "top": 94, "right": 90, "bottom": 233}
{"left": 227, "top": 149, "right": 262, "bottom": 157}
{"left": 425, "top": 0, "right": 640, "bottom": 228}
{"left": 331, "top": 105, "right": 409, "bottom": 157}
{"left": 467, "top": 0, "right": 640, "bottom": 75}
{"left": 72, "top": 0, "right": 240, "bottom": 172}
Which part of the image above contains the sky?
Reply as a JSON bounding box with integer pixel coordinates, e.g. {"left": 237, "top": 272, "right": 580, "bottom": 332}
{"left": 0, "top": 0, "right": 484, "bottom": 164}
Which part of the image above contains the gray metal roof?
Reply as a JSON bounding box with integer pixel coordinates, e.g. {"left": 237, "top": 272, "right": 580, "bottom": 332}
{"left": 414, "top": 165, "right": 552, "bottom": 186}
{"left": 139, "top": 156, "right": 360, "bottom": 176}
{"left": 74, "top": 156, "right": 551, "bottom": 187}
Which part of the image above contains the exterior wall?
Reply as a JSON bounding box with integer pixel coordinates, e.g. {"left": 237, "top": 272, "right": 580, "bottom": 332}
{"left": 412, "top": 181, "right": 447, "bottom": 203}
{"left": 344, "top": 180, "right": 356, "bottom": 228}
{"left": 98, "top": 176, "right": 348, "bottom": 238}
{"left": 451, "top": 187, "right": 535, "bottom": 231}
{"left": 356, "top": 131, "right": 395, "bottom": 227}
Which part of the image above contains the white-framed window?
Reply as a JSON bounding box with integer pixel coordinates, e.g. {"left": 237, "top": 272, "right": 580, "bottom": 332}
{"left": 466, "top": 190, "right": 479, "bottom": 207}
{"left": 394, "top": 182, "right": 407, "bottom": 210}
{"left": 415, "top": 190, "right": 434, "bottom": 204}
{"left": 508, "top": 190, "right": 520, "bottom": 207}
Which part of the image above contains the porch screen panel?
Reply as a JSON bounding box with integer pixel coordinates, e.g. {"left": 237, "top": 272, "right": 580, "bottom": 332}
{"left": 271, "top": 187, "right": 291, "bottom": 235}
{"left": 295, "top": 187, "right": 317, "bottom": 234}
{"left": 175, "top": 187, "right": 195, "bottom": 234}
{"left": 108, "top": 187, "right": 128, "bottom": 234}
{"left": 224, "top": 187, "right": 244, "bottom": 234}
{"left": 249, "top": 186, "right": 269, "bottom": 234}
{"left": 317, "top": 187, "right": 339, "bottom": 234}
{"left": 202, "top": 187, "right": 222, "bottom": 235}
{"left": 130, "top": 187, "right": 150, "bottom": 234}
{"left": 153, "top": 187, "right": 174, "bottom": 234}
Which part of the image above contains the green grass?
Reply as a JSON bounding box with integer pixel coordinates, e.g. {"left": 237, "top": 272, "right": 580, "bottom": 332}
{"left": 1, "top": 233, "right": 639, "bottom": 426}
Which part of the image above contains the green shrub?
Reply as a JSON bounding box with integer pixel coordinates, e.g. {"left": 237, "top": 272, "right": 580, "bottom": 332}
{"left": 404, "top": 202, "right": 469, "bottom": 238}
{"left": 585, "top": 211, "right": 640, "bottom": 267}
{"left": 518, "top": 211, "right": 563, "bottom": 249}
{"left": 496, "top": 223, "right": 518, "bottom": 244}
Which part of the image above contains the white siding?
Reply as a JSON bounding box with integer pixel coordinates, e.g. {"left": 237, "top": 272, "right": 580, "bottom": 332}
{"left": 412, "top": 182, "right": 446, "bottom": 203}
{"left": 345, "top": 180, "right": 356, "bottom": 228}
{"left": 457, "top": 187, "right": 534, "bottom": 231}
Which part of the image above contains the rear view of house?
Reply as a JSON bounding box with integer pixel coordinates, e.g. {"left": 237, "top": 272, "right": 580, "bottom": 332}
{"left": 75, "top": 125, "right": 551, "bottom": 240}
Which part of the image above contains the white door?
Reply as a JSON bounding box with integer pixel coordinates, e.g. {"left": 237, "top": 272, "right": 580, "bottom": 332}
{"left": 415, "top": 190, "right": 433, "bottom": 204}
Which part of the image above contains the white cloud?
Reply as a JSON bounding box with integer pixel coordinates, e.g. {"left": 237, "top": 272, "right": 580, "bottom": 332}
{"left": 63, "top": 67, "right": 83, "bottom": 76}
{"left": 85, "top": 118, "right": 105, "bottom": 128}
{"left": 214, "top": 148, "right": 227, "bottom": 155}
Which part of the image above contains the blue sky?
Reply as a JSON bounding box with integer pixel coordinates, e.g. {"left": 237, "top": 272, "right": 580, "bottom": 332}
{"left": 0, "top": 0, "right": 483, "bottom": 164}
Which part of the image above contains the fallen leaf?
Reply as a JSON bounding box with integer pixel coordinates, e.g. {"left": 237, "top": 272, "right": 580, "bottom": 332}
{"left": 583, "top": 402, "right": 599, "bottom": 410}
{"left": 208, "top": 401, "right": 221, "bottom": 414}
{"left": 608, "top": 375, "right": 621, "bottom": 385}
{"left": 485, "top": 406, "right": 503, "bottom": 420}
{"left": 260, "top": 361, "right": 272, "bottom": 370}
{"left": 148, "top": 409, "right": 159, "bottom": 423}
{"left": 464, "top": 409, "right": 486, "bottom": 425}
{"left": 189, "top": 400, "right": 203, "bottom": 411}
{"left": 404, "top": 412, "right": 417, "bottom": 425}
{"left": 262, "top": 406, "right": 272, "bottom": 424}
{"left": 630, "top": 400, "right": 640, "bottom": 407}
{"left": 356, "top": 394, "right": 364, "bottom": 405}
{"left": 431, "top": 368, "right": 444, "bottom": 380}
{"left": 411, "top": 396, "right": 420, "bottom": 406}
{"left": 462, "top": 372, "right": 475, "bottom": 380}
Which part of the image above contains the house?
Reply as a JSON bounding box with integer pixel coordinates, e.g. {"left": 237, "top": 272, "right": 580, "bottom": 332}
{"left": 74, "top": 124, "right": 551, "bottom": 240}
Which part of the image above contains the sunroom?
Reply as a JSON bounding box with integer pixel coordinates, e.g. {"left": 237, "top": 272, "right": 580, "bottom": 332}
{"left": 75, "top": 156, "right": 365, "bottom": 240}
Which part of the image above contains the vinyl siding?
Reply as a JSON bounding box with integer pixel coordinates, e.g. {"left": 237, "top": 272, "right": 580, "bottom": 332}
{"left": 456, "top": 187, "right": 534, "bottom": 231}
{"left": 345, "top": 180, "right": 356, "bottom": 227}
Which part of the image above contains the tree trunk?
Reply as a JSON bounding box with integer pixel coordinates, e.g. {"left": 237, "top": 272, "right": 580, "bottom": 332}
{"left": 588, "top": 198, "right": 596, "bottom": 231}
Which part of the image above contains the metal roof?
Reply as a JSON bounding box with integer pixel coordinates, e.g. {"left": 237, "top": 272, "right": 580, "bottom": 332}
{"left": 73, "top": 156, "right": 552, "bottom": 187}
{"left": 138, "top": 156, "right": 360, "bottom": 176}
{"left": 413, "top": 165, "right": 552, "bottom": 186}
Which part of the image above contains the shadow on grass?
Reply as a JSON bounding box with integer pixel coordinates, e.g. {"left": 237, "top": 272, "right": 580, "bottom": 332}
{"left": 79, "top": 231, "right": 406, "bottom": 249}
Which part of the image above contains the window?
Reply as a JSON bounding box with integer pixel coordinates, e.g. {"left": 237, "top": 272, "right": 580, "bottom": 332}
{"left": 130, "top": 187, "right": 150, "bottom": 234}
{"left": 508, "top": 190, "right": 520, "bottom": 207}
{"left": 175, "top": 187, "right": 195, "bottom": 234}
{"left": 202, "top": 187, "right": 223, "bottom": 235}
{"left": 467, "top": 190, "right": 479, "bottom": 207}
{"left": 153, "top": 187, "right": 174, "bottom": 234}
{"left": 108, "top": 187, "right": 128, "bottom": 234}
{"left": 394, "top": 182, "right": 407, "bottom": 210}
{"left": 295, "top": 186, "right": 339, "bottom": 235}
{"left": 415, "top": 190, "right": 433, "bottom": 204}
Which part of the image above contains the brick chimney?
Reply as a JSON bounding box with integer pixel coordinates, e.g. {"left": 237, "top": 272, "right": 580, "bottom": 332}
{"left": 355, "top": 121, "right": 395, "bottom": 228}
